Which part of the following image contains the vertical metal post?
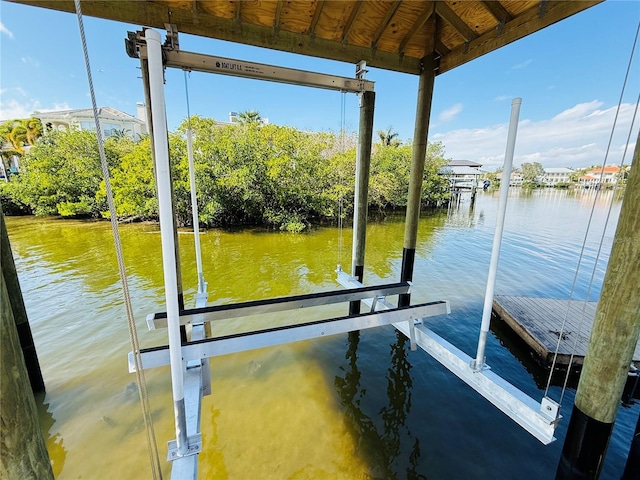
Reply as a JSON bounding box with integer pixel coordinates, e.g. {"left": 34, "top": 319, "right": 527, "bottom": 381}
{"left": 557, "top": 132, "right": 640, "bottom": 479}
{"left": 186, "top": 129, "right": 206, "bottom": 294}
{"left": 399, "top": 57, "right": 436, "bottom": 308}
{"left": 349, "top": 90, "right": 375, "bottom": 315}
{"left": 145, "top": 28, "right": 188, "bottom": 455}
{"left": 141, "top": 53, "right": 187, "bottom": 341}
{"left": 473, "top": 97, "right": 521, "bottom": 371}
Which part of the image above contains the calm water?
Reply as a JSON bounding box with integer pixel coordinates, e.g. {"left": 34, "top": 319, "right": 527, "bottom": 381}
{"left": 6, "top": 188, "right": 639, "bottom": 479}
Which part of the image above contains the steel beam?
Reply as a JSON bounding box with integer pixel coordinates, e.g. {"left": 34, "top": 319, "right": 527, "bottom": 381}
{"left": 147, "top": 282, "right": 411, "bottom": 329}
{"left": 137, "top": 47, "right": 374, "bottom": 93}
{"left": 130, "top": 302, "right": 448, "bottom": 372}
{"left": 337, "top": 272, "right": 559, "bottom": 445}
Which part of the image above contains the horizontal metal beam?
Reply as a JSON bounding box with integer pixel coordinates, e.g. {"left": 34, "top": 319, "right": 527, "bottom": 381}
{"left": 144, "top": 48, "right": 375, "bottom": 93}
{"left": 337, "top": 270, "right": 558, "bottom": 444}
{"left": 130, "top": 301, "right": 449, "bottom": 372}
{"left": 394, "top": 321, "right": 559, "bottom": 445}
{"left": 147, "top": 282, "right": 411, "bottom": 329}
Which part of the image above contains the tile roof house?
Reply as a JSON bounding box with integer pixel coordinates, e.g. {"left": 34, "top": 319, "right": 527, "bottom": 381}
{"left": 580, "top": 165, "right": 622, "bottom": 188}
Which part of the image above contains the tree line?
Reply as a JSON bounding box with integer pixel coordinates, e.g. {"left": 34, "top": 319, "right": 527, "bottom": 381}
{"left": 0, "top": 116, "right": 451, "bottom": 232}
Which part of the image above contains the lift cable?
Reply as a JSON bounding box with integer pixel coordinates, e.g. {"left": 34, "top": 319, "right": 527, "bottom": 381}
{"left": 544, "top": 20, "right": 640, "bottom": 409}
{"left": 337, "top": 91, "right": 347, "bottom": 268}
{"left": 183, "top": 70, "right": 206, "bottom": 295}
{"left": 74, "top": 1, "right": 163, "bottom": 478}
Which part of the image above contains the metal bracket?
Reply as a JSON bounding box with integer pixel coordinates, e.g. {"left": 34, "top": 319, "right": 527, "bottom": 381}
{"left": 408, "top": 319, "right": 417, "bottom": 351}
{"left": 164, "top": 23, "right": 179, "bottom": 50}
{"left": 470, "top": 358, "right": 491, "bottom": 372}
{"left": 355, "top": 60, "right": 368, "bottom": 79}
{"left": 540, "top": 396, "right": 560, "bottom": 423}
{"left": 167, "top": 433, "right": 202, "bottom": 461}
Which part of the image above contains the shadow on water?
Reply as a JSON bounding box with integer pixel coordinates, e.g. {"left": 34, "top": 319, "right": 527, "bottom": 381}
{"left": 36, "top": 392, "right": 66, "bottom": 478}
{"left": 491, "top": 312, "right": 640, "bottom": 404}
{"left": 334, "top": 330, "right": 427, "bottom": 480}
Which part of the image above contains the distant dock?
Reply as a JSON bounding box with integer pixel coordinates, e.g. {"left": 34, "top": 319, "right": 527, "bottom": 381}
{"left": 492, "top": 295, "right": 640, "bottom": 368}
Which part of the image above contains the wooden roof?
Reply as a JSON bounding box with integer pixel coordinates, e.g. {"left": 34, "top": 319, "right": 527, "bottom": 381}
{"left": 9, "top": 0, "right": 602, "bottom": 75}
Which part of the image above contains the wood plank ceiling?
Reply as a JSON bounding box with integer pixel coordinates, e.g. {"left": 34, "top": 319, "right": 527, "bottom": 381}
{"left": 10, "top": 0, "right": 602, "bottom": 75}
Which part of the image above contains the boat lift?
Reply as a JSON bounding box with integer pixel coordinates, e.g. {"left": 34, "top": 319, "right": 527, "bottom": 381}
{"left": 127, "top": 27, "right": 560, "bottom": 479}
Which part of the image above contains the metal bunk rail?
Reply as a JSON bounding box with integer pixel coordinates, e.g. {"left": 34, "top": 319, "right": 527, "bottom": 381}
{"left": 147, "top": 281, "right": 411, "bottom": 328}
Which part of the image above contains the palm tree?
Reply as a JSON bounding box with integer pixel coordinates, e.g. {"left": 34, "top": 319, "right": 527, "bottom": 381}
{"left": 24, "top": 118, "right": 43, "bottom": 145}
{"left": 0, "top": 118, "right": 43, "bottom": 154}
{"left": 237, "top": 110, "right": 263, "bottom": 125}
{"left": 377, "top": 126, "right": 400, "bottom": 147}
{"left": 110, "top": 128, "right": 131, "bottom": 140}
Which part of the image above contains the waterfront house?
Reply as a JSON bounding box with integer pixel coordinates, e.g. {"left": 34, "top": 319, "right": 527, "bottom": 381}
{"left": 34, "top": 104, "right": 147, "bottom": 140}
{"left": 542, "top": 167, "right": 574, "bottom": 186}
{"left": 579, "top": 165, "right": 622, "bottom": 189}
{"left": 440, "top": 159, "right": 484, "bottom": 189}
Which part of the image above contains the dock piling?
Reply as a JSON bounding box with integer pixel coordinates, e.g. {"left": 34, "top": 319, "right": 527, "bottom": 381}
{"left": 556, "top": 132, "right": 640, "bottom": 479}
{"left": 0, "top": 211, "right": 53, "bottom": 479}
{"left": 399, "top": 56, "right": 436, "bottom": 308}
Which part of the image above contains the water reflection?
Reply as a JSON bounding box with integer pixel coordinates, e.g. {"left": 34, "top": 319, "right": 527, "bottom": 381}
{"left": 335, "top": 330, "right": 427, "bottom": 479}
{"left": 6, "top": 188, "right": 636, "bottom": 479}
{"left": 36, "top": 393, "right": 66, "bottom": 478}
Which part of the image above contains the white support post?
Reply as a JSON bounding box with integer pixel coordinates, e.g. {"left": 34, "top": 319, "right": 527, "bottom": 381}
{"left": 473, "top": 98, "right": 522, "bottom": 371}
{"left": 145, "top": 28, "right": 189, "bottom": 457}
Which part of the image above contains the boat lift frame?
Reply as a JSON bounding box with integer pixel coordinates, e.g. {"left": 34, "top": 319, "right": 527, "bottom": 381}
{"left": 128, "top": 26, "right": 560, "bottom": 480}
{"left": 126, "top": 26, "right": 410, "bottom": 479}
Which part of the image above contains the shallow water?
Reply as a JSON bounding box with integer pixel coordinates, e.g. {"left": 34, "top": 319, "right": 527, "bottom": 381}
{"left": 6, "top": 188, "right": 639, "bottom": 479}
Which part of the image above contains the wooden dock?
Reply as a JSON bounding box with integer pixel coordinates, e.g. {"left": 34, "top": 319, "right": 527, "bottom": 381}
{"left": 492, "top": 296, "right": 640, "bottom": 368}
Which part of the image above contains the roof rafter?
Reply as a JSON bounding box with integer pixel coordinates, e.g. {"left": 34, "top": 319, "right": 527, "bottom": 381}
{"left": 234, "top": 0, "right": 242, "bottom": 25}
{"left": 371, "top": 0, "right": 402, "bottom": 49}
{"left": 273, "top": 0, "right": 283, "bottom": 32}
{"left": 6, "top": 0, "right": 603, "bottom": 77}
{"left": 341, "top": 1, "right": 364, "bottom": 44}
{"left": 308, "top": 0, "right": 325, "bottom": 38}
{"left": 435, "top": 2, "right": 478, "bottom": 43}
{"left": 398, "top": 3, "right": 434, "bottom": 55}
{"left": 481, "top": 1, "right": 513, "bottom": 24}
{"left": 439, "top": 0, "right": 601, "bottom": 73}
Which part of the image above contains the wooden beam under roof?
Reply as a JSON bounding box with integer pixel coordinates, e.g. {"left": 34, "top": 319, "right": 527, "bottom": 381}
{"left": 341, "top": 1, "right": 364, "bottom": 44}
{"left": 398, "top": 3, "right": 434, "bottom": 55}
{"left": 481, "top": 1, "right": 513, "bottom": 24}
{"left": 6, "top": 0, "right": 603, "bottom": 76}
{"left": 308, "top": 0, "right": 325, "bottom": 38}
{"left": 273, "top": 0, "right": 283, "bottom": 32}
{"left": 371, "top": 0, "right": 402, "bottom": 49}
{"left": 435, "top": 2, "right": 479, "bottom": 43}
{"left": 439, "top": 0, "right": 602, "bottom": 74}
{"left": 13, "top": 0, "right": 420, "bottom": 73}
{"left": 234, "top": 0, "right": 241, "bottom": 25}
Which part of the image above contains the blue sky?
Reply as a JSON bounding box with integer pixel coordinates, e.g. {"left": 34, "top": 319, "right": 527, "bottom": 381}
{"left": 1, "top": 0, "right": 638, "bottom": 170}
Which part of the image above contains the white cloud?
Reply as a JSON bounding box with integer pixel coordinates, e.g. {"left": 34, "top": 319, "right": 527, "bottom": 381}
{"left": 0, "top": 99, "right": 38, "bottom": 120}
{"left": 511, "top": 59, "right": 532, "bottom": 70}
{"left": 21, "top": 56, "right": 40, "bottom": 67}
{"left": 438, "top": 103, "right": 463, "bottom": 122}
{"left": 432, "top": 101, "right": 639, "bottom": 170}
{"left": 0, "top": 22, "right": 13, "bottom": 39}
{"left": 494, "top": 95, "right": 510, "bottom": 102}
{"left": 0, "top": 86, "right": 27, "bottom": 98}
{"left": 0, "top": 98, "right": 71, "bottom": 121}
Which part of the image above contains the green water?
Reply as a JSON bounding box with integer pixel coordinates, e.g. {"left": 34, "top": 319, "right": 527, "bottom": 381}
{"left": 6, "top": 188, "right": 638, "bottom": 479}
